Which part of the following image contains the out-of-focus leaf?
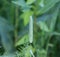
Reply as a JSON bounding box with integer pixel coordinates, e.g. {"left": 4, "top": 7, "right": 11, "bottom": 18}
{"left": 46, "top": 6, "right": 59, "bottom": 32}
{"left": 36, "top": 14, "right": 51, "bottom": 22}
{"left": 56, "top": 9, "right": 60, "bottom": 32}
{"left": 39, "top": 0, "right": 44, "bottom": 7}
{"left": 15, "top": 34, "right": 29, "bottom": 46}
{"left": 51, "top": 32, "right": 60, "bottom": 36}
{"left": 37, "top": 21, "right": 49, "bottom": 32}
{"left": 26, "top": 0, "right": 35, "bottom": 5}
{"left": 12, "top": 0, "right": 26, "bottom": 7}
{"left": 37, "top": 0, "right": 60, "bottom": 15}
{"left": 0, "top": 17, "right": 14, "bottom": 31}
{"left": 25, "top": 46, "right": 34, "bottom": 57}
{"left": 0, "top": 17, "right": 14, "bottom": 53}
{"left": 48, "top": 43, "right": 54, "bottom": 47}
{"left": 9, "top": 4, "right": 15, "bottom": 25}
{"left": 21, "top": 10, "right": 33, "bottom": 26}
{"left": 37, "top": 49, "right": 47, "bottom": 57}
{"left": 1, "top": 54, "right": 16, "bottom": 57}
{"left": 12, "top": 0, "right": 31, "bottom": 11}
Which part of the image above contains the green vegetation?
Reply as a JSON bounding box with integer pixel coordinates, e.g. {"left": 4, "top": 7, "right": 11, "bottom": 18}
{"left": 0, "top": 0, "right": 60, "bottom": 57}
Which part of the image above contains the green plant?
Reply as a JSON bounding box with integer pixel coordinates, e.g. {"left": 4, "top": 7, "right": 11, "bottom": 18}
{"left": 0, "top": 0, "right": 60, "bottom": 57}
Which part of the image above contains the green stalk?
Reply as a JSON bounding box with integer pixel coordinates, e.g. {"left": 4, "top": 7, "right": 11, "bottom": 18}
{"left": 45, "top": 35, "right": 52, "bottom": 57}
{"left": 45, "top": 8, "right": 59, "bottom": 57}
{"left": 14, "top": 6, "right": 19, "bottom": 43}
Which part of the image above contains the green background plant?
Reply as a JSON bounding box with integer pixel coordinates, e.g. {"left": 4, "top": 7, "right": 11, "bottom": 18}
{"left": 0, "top": 0, "right": 60, "bottom": 57}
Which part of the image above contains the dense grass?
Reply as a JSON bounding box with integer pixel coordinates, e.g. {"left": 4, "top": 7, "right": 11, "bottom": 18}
{"left": 0, "top": 0, "right": 60, "bottom": 57}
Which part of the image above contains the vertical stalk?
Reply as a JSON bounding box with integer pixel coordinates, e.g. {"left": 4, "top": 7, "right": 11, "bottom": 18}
{"left": 14, "top": 6, "right": 19, "bottom": 42}
{"left": 45, "top": 35, "right": 52, "bottom": 57}
{"left": 45, "top": 8, "right": 58, "bottom": 57}
{"left": 33, "top": 0, "right": 38, "bottom": 47}
{"left": 29, "top": 16, "right": 35, "bottom": 57}
{"left": 29, "top": 16, "right": 33, "bottom": 43}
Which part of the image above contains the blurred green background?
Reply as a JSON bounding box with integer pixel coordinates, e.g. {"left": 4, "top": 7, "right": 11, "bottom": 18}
{"left": 0, "top": 0, "right": 60, "bottom": 57}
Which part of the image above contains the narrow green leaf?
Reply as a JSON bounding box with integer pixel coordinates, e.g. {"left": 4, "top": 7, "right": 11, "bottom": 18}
{"left": 37, "top": 0, "right": 60, "bottom": 15}
{"left": 37, "top": 21, "right": 49, "bottom": 32}
{"left": 26, "top": 0, "right": 35, "bottom": 5}
{"left": 0, "top": 17, "right": 14, "bottom": 53}
{"left": 15, "top": 34, "right": 29, "bottom": 46}
{"left": 12, "top": 0, "right": 26, "bottom": 7}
